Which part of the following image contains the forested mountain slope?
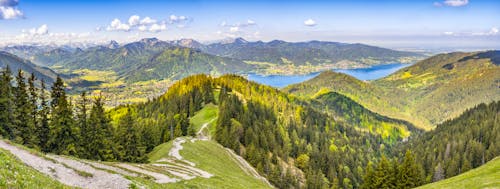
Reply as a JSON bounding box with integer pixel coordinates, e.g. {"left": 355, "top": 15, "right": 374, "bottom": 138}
{"left": 397, "top": 101, "right": 499, "bottom": 183}
{"left": 359, "top": 101, "right": 499, "bottom": 189}
{"left": 285, "top": 51, "right": 500, "bottom": 129}
{"left": 0, "top": 51, "right": 58, "bottom": 83}
{"left": 108, "top": 74, "right": 419, "bottom": 188}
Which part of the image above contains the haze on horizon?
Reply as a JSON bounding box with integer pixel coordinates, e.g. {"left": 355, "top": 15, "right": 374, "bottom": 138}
{"left": 0, "top": 0, "right": 499, "bottom": 51}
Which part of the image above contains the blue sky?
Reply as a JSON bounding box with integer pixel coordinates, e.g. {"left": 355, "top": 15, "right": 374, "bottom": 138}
{"left": 0, "top": 0, "right": 499, "bottom": 49}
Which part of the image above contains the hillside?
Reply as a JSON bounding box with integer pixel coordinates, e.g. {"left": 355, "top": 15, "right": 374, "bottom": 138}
{"left": 106, "top": 74, "right": 417, "bottom": 188}
{"left": 396, "top": 101, "right": 499, "bottom": 184}
{"left": 285, "top": 51, "right": 500, "bottom": 129}
{"left": 0, "top": 51, "right": 58, "bottom": 83}
{"left": 0, "top": 102, "right": 271, "bottom": 189}
{"left": 310, "top": 91, "right": 420, "bottom": 143}
{"left": 416, "top": 157, "right": 500, "bottom": 189}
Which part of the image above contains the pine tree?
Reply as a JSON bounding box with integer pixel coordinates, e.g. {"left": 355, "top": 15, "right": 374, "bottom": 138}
{"left": 361, "top": 161, "right": 375, "bottom": 189}
{"left": 13, "top": 70, "right": 36, "bottom": 146}
{"left": 28, "top": 73, "right": 38, "bottom": 146}
{"left": 118, "top": 108, "right": 146, "bottom": 162}
{"left": 38, "top": 79, "right": 50, "bottom": 152}
{"left": 87, "top": 95, "right": 115, "bottom": 160}
{"left": 0, "top": 66, "right": 13, "bottom": 138}
{"left": 373, "top": 156, "right": 396, "bottom": 189}
{"left": 397, "top": 150, "right": 424, "bottom": 188}
{"left": 76, "top": 92, "right": 89, "bottom": 158}
{"left": 48, "top": 76, "right": 79, "bottom": 155}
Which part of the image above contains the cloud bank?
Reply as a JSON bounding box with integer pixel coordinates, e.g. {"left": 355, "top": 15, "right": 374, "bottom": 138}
{"left": 0, "top": 0, "right": 23, "bottom": 19}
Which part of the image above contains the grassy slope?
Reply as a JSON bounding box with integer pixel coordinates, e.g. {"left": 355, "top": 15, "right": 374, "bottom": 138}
{"left": 417, "top": 157, "right": 500, "bottom": 189}
{"left": 189, "top": 103, "right": 219, "bottom": 135}
{"left": 285, "top": 51, "right": 500, "bottom": 130}
{"left": 146, "top": 140, "right": 271, "bottom": 188}
{"left": 0, "top": 149, "right": 71, "bottom": 189}
{"left": 146, "top": 106, "right": 271, "bottom": 188}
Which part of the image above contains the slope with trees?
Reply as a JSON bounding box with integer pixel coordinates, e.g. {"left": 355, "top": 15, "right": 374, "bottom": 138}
{"left": 285, "top": 50, "right": 500, "bottom": 129}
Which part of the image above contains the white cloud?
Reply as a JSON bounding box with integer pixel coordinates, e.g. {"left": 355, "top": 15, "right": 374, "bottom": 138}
{"left": 304, "top": 19, "right": 317, "bottom": 27}
{"left": 229, "top": 26, "right": 239, "bottom": 33}
{"left": 128, "top": 15, "right": 140, "bottom": 26}
{"left": 247, "top": 19, "right": 256, "bottom": 25}
{"left": 442, "top": 27, "right": 499, "bottom": 36}
{"left": 0, "top": 0, "right": 22, "bottom": 19}
{"left": 489, "top": 27, "right": 499, "bottom": 35}
{"left": 443, "top": 0, "right": 468, "bottom": 7}
{"left": 140, "top": 17, "right": 157, "bottom": 25}
{"left": 138, "top": 25, "right": 147, "bottom": 32}
{"left": 149, "top": 23, "right": 166, "bottom": 33}
{"left": 443, "top": 31, "right": 454, "bottom": 35}
{"left": 107, "top": 19, "right": 131, "bottom": 31}
{"left": 435, "top": 0, "right": 468, "bottom": 7}
{"left": 169, "top": 15, "right": 187, "bottom": 22}
{"left": 29, "top": 24, "right": 48, "bottom": 35}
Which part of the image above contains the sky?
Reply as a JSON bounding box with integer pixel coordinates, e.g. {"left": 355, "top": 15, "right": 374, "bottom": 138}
{"left": 0, "top": 0, "right": 499, "bottom": 50}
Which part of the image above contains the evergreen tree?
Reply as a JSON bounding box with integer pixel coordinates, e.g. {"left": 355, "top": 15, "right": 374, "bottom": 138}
{"left": 28, "top": 73, "right": 38, "bottom": 146}
{"left": 0, "top": 66, "right": 13, "bottom": 138}
{"left": 361, "top": 162, "right": 375, "bottom": 189}
{"left": 397, "top": 150, "right": 424, "bottom": 188}
{"left": 38, "top": 79, "right": 50, "bottom": 152}
{"left": 48, "top": 76, "right": 79, "bottom": 155}
{"left": 76, "top": 92, "right": 89, "bottom": 158}
{"left": 87, "top": 95, "right": 115, "bottom": 160}
{"left": 118, "top": 108, "right": 146, "bottom": 162}
{"left": 13, "top": 70, "right": 36, "bottom": 146}
{"left": 373, "top": 156, "right": 396, "bottom": 189}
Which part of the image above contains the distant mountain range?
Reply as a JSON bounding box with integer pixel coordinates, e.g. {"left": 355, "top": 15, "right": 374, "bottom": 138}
{"left": 199, "top": 37, "right": 422, "bottom": 66}
{"left": 6, "top": 38, "right": 422, "bottom": 82}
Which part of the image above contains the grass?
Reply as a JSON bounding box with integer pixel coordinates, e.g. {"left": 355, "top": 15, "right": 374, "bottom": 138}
{"left": 147, "top": 141, "right": 174, "bottom": 163}
{"left": 163, "top": 140, "right": 272, "bottom": 189}
{"left": 189, "top": 103, "right": 218, "bottom": 134}
{"left": 145, "top": 139, "right": 272, "bottom": 188}
{"left": 0, "top": 149, "right": 72, "bottom": 189}
{"left": 417, "top": 157, "right": 500, "bottom": 189}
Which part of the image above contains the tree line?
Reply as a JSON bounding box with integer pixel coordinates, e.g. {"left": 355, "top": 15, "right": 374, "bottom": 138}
{"left": 0, "top": 67, "right": 147, "bottom": 162}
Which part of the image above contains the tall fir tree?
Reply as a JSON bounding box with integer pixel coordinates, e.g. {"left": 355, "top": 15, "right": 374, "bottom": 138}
{"left": 13, "top": 70, "right": 36, "bottom": 146}
{"left": 373, "top": 156, "right": 396, "bottom": 189}
{"left": 76, "top": 92, "right": 90, "bottom": 158}
{"left": 397, "top": 150, "right": 424, "bottom": 188}
{"left": 38, "top": 79, "right": 50, "bottom": 152}
{"left": 48, "top": 76, "right": 79, "bottom": 155}
{"left": 118, "top": 108, "right": 146, "bottom": 163}
{"left": 87, "top": 95, "right": 115, "bottom": 160}
{"left": 28, "top": 73, "right": 39, "bottom": 147}
{"left": 0, "top": 66, "right": 13, "bottom": 138}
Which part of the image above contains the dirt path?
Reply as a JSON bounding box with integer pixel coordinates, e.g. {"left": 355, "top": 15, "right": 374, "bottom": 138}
{"left": 0, "top": 140, "right": 131, "bottom": 189}
{"left": 116, "top": 163, "right": 179, "bottom": 183}
{"left": 196, "top": 118, "right": 217, "bottom": 141}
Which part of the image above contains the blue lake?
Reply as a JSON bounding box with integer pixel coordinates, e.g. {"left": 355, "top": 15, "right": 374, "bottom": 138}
{"left": 246, "top": 63, "right": 411, "bottom": 88}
